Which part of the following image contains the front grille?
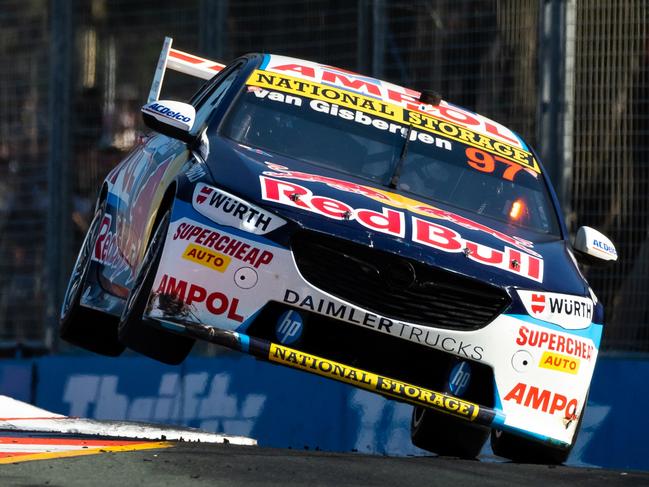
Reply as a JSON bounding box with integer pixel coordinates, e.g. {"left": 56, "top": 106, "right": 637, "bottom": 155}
{"left": 291, "top": 231, "right": 510, "bottom": 331}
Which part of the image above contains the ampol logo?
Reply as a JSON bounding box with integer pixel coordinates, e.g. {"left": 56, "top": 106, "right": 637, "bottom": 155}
{"left": 275, "top": 310, "right": 304, "bottom": 345}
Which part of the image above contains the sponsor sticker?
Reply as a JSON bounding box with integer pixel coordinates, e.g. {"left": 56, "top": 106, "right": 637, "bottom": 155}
{"left": 269, "top": 343, "right": 479, "bottom": 420}
{"left": 182, "top": 243, "right": 231, "bottom": 272}
{"left": 262, "top": 163, "right": 539, "bottom": 257}
{"left": 93, "top": 214, "right": 120, "bottom": 268}
{"left": 275, "top": 310, "right": 304, "bottom": 345}
{"left": 173, "top": 223, "right": 274, "bottom": 269}
{"left": 282, "top": 289, "right": 485, "bottom": 360}
{"left": 262, "top": 176, "right": 543, "bottom": 282}
{"left": 192, "top": 183, "right": 285, "bottom": 235}
{"left": 185, "top": 163, "right": 207, "bottom": 183}
{"left": 517, "top": 290, "right": 593, "bottom": 329}
{"left": 539, "top": 351, "right": 580, "bottom": 375}
{"left": 247, "top": 69, "right": 538, "bottom": 172}
{"left": 516, "top": 325, "right": 594, "bottom": 361}
{"left": 263, "top": 57, "right": 525, "bottom": 150}
{"left": 154, "top": 274, "right": 244, "bottom": 323}
{"left": 504, "top": 382, "right": 578, "bottom": 418}
{"left": 448, "top": 362, "right": 471, "bottom": 397}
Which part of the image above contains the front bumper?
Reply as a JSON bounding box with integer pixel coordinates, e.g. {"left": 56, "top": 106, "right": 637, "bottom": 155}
{"left": 146, "top": 195, "right": 601, "bottom": 449}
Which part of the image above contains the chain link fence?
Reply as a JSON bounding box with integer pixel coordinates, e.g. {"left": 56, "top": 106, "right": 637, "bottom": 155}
{"left": 0, "top": 0, "right": 647, "bottom": 354}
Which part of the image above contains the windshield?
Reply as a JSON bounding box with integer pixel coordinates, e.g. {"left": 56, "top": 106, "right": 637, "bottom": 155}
{"left": 219, "top": 80, "right": 560, "bottom": 235}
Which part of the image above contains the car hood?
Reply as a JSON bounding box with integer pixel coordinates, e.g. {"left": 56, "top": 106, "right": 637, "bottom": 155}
{"left": 206, "top": 137, "right": 588, "bottom": 296}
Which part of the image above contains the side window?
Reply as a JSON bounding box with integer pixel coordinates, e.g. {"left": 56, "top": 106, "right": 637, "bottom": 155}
{"left": 192, "top": 66, "right": 242, "bottom": 133}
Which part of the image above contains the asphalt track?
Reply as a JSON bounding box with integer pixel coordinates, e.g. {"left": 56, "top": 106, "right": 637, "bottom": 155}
{"left": 3, "top": 442, "right": 648, "bottom": 487}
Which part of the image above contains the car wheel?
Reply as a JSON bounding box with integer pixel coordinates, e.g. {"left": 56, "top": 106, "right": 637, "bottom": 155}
{"left": 118, "top": 208, "right": 195, "bottom": 365}
{"left": 489, "top": 429, "right": 573, "bottom": 464}
{"left": 490, "top": 407, "right": 584, "bottom": 465}
{"left": 59, "top": 200, "right": 124, "bottom": 356}
{"left": 410, "top": 406, "right": 490, "bottom": 458}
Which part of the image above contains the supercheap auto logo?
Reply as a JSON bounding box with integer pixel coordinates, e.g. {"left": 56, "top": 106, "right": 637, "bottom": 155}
{"left": 268, "top": 343, "right": 480, "bottom": 420}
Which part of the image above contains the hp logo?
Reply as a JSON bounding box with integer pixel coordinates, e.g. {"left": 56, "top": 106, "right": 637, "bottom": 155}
{"left": 275, "top": 310, "right": 304, "bottom": 345}
{"left": 448, "top": 361, "right": 471, "bottom": 397}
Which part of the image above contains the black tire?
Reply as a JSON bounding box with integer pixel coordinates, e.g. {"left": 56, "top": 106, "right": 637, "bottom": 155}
{"left": 489, "top": 429, "right": 572, "bottom": 464}
{"left": 490, "top": 407, "right": 584, "bottom": 465}
{"left": 411, "top": 406, "right": 490, "bottom": 458}
{"left": 118, "top": 209, "right": 195, "bottom": 365}
{"left": 59, "top": 200, "right": 124, "bottom": 356}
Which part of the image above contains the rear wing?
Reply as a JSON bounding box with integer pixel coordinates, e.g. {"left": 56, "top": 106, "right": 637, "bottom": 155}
{"left": 148, "top": 37, "right": 226, "bottom": 103}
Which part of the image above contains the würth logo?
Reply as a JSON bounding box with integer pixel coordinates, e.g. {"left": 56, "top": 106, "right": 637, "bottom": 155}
{"left": 531, "top": 294, "right": 546, "bottom": 314}
{"left": 196, "top": 186, "right": 213, "bottom": 204}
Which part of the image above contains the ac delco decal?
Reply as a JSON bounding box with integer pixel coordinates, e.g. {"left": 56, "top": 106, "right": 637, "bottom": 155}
{"left": 518, "top": 290, "right": 593, "bottom": 330}
{"left": 262, "top": 163, "right": 538, "bottom": 257}
{"left": 192, "top": 183, "right": 285, "bottom": 235}
{"left": 262, "top": 176, "right": 543, "bottom": 282}
{"left": 504, "top": 382, "right": 578, "bottom": 418}
{"left": 154, "top": 274, "right": 243, "bottom": 322}
{"left": 269, "top": 344, "right": 479, "bottom": 420}
{"left": 283, "top": 289, "right": 484, "bottom": 360}
{"left": 173, "top": 223, "right": 274, "bottom": 269}
{"left": 182, "top": 243, "right": 231, "bottom": 273}
{"left": 248, "top": 67, "right": 538, "bottom": 171}
{"left": 539, "top": 351, "right": 580, "bottom": 375}
{"left": 93, "top": 214, "right": 120, "bottom": 268}
{"left": 516, "top": 325, "right": 594, "bottom": 361}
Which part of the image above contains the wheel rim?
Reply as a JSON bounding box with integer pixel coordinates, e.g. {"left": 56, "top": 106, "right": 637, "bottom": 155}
{"left": 412, "top": 406, "right": 426, "bottom": 429}
{"left": 61, "top": 204, "right": 104, "bottom": 320}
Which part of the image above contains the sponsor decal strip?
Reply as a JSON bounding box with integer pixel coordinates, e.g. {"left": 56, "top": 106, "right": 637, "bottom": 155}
{"left": 268, "top": 343, "right": 483, "bottom": 422}
{"left": 247, "top": 70, "right": 539, "bottom": 172}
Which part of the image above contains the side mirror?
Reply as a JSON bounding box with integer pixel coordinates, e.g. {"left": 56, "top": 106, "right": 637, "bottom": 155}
{"left": 573, "top": 226, "right": 618, "bottom": 264}
{"left": 141, "top": 100, "right": 196, "bottom": 143}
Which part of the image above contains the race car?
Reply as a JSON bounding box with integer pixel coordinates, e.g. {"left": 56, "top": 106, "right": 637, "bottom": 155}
{"left": 60, "top": 37, "right": 618, "bottom": 463}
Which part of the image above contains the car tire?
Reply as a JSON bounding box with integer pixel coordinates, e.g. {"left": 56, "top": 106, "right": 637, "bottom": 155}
{"left": 118, "top": 208, "right": 195, "bottom": 365}
{"left": 59, "top": 200, "right": 125, "bottom": 356}
{"left": 490, "top": 406, "right": 584, "bottom": 465}
{"left": 410, "top": 406, "right": 490, "bottom": 458}
{"left": 489, "top": 429, "right": 573, "bottom": 464}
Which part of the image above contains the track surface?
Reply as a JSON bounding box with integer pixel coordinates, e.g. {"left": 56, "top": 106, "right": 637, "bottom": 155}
{"left": 2, "top": 443, "right": 647, "bottom": 486}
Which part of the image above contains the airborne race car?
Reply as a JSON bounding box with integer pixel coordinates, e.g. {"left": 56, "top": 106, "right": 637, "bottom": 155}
{"left": 60, "top": 38, "right": 617, "bottom": 463}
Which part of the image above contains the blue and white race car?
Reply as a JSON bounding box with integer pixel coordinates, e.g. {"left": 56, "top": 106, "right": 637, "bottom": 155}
{"left": 60, "top": 38, "right": 617, "bottom": 463}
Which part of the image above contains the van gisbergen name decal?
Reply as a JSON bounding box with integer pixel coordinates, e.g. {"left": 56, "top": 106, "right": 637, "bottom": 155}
{"left": 261, "top": 176, "right": 543, "bottom": 282}
{"left": 262, "top": 57, "right": 525, "bottom": 150}
{"left": 247, "top": 69, "right": 539, "bottom": 172}
{"left": 269, "top": 343, "right": 480, "bottom": 420}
